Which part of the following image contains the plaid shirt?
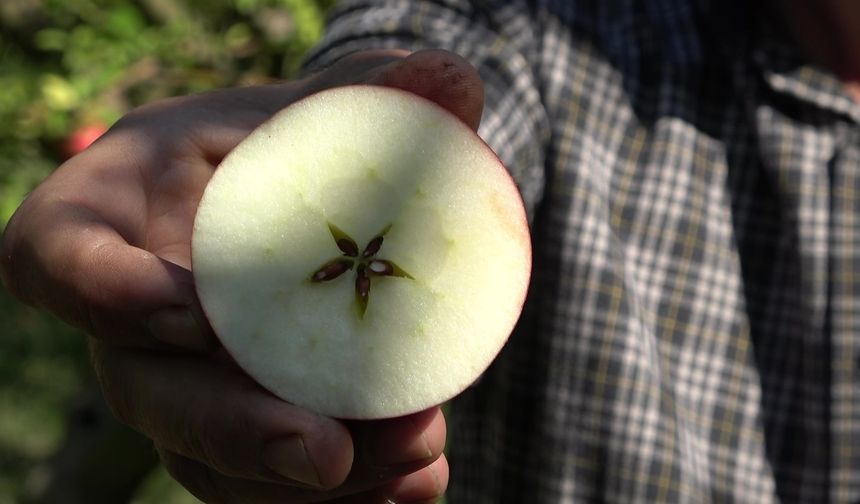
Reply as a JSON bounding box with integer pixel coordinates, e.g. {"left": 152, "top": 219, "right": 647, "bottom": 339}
{"left": 304, "top": 1, "right": 860, "bottom": 502}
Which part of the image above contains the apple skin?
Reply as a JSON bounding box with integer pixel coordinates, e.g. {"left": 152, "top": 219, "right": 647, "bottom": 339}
{"left": 192, "top": 85, "right": 532, "bottom": 420}
{"left": 63, "top": 123, "right": 108, "bottom": 159}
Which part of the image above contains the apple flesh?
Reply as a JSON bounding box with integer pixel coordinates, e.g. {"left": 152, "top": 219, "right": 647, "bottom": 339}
{"left": 192, "top": 85, "right": 531, "bottom": 419}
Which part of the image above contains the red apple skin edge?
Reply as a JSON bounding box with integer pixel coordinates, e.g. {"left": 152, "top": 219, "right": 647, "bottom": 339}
{"left": 62, "top": 123, "right": 109, "bottom": 160}
{"left": 191, "top": 84, "right": 533, "bottom": 420}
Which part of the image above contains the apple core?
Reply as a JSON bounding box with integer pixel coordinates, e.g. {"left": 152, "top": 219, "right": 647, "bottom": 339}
{"left": 308, "top": 223, "right": 412, "bottom": 318}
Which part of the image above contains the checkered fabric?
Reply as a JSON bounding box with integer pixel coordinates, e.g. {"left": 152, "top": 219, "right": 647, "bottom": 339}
{"left": 303, "top": 1, "right": 860, "bottom": 502}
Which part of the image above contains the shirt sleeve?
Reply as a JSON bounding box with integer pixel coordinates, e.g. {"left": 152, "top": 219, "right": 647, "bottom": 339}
{"left": 302, "top": 0, "right": 550, "bottom": 221}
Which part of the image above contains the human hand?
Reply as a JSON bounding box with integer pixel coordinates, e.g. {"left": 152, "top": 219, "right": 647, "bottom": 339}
{"left": 0, "top": 49, "right": 484, "bottom": 503}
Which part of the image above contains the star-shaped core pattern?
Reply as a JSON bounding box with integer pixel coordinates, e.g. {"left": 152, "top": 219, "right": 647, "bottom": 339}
{"left": 309, "top": 223, "right": 413, "bottom": 318}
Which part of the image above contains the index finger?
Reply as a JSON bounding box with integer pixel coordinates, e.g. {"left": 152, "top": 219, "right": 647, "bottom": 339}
{"left": 0, "top": 80, "right": 320, "bottom": 350}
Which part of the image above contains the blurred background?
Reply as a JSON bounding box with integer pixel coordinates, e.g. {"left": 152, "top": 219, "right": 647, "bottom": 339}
{"left": 0, "top": 1, "right": 334, "bottom": 501}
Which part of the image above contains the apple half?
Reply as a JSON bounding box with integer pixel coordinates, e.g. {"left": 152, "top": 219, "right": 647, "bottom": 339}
{"left": 192, "top": 85, "right": 531, "bottom": 419}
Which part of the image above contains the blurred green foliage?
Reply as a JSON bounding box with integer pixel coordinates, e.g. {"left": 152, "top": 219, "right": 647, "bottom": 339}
{"left": 0, "top": 0, "right": 333, "bottom": 501}
{"left": 0, "top": 0, "right": 334, "bottom": 224}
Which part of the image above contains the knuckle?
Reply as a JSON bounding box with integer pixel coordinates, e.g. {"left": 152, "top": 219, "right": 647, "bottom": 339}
{"left": 60, "top": 231, "right": 115, "bottom": 335}
{"left": 111, "top": 101, "right": 186, "bottom": 157}
{"left": 114, "top": 97, "right": 180, "bottom": 130}
{"left": 70, "top": 240, "right": 115, "bottom": 308}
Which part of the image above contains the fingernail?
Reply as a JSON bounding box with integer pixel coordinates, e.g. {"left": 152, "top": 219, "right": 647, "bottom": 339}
{"left": 367, "top": 417, "right": 433, "bottom": 468}
{"left": 262, "top": 435, "right": 322, "bottom": 488}
{"left": 148, "top": 308, "right": 209, "bottom": 351}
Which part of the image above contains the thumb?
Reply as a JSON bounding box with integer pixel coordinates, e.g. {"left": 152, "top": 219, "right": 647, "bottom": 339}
{"left": 312, "top": 49, "right": 485, "bottom": 132}
{"left": 368, "top": 49, "right": 485, "bottom": 131}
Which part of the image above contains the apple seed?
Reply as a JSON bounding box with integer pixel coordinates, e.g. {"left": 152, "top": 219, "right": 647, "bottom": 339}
{"left": 328, "top": 223, "right": 359, "bottom": 256}
{"left": 368, "top": 260, "right": 390, "bottom": 274}
{"left": 362, "top": 224, "right": 391, "bottom": 257}
{"left": 337, "top": 238, "right": 359, "bottom": 257}
{"left": 310, "top": 258, "right": 353, "bottom": 282}
{"left": 310, "top": 222, "right": 413, "bottom": 318}
{"left": 362, "top": 235, "right": 384, "bottom": 257}
{"left": 368, "top": 259, "right": 413, "bottom": 279}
